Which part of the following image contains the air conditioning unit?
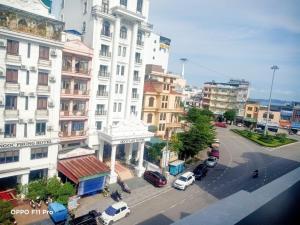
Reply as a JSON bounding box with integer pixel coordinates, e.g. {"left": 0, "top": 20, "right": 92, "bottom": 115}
{"left": 30, "top": 66, "right": 37, "bottom": 72}
{"left": 48, "top": 101, "right": 55, "bottom": 108}
{"left": 0, "top": 40, "right": 6, "bottom": 48}
{"left": 28, "top": 118, "right": 34, "bottom": 124}
{"left": 18, "top": 119, "right": 25, "bottom": 124}
{"left": 20, "top": 65, "right": 27, "bottom": 70}
{"left": 28, "top": 92, "right": 35, "bottom": 97}
{"left": 49, "top": 76, "right": 56, "bottom": 83}
{"left": 47, "top": 125, "right": 53, "bottom": 131}
{"left": 50, "top": 49, "right": 57, "bottom": 57}
{"left": 19, "top": 92, "right": 25, "bottom": 97}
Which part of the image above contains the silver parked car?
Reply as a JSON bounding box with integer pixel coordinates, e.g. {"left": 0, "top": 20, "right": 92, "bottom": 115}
{"left": 205, "top": 157, "right": 218, "bottom": 167}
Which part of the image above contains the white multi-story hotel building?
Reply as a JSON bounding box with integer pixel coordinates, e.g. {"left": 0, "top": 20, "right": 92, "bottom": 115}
{"left": 0, "top": 0, "right": 64, "bottom": 187}
{"left": 54, "top": 0, "right": 153, "bottom": 183}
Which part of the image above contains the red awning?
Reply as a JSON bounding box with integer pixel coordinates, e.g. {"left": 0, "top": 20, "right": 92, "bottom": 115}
{"left": 57, "top": 155, "right": 110, "bottom": 184}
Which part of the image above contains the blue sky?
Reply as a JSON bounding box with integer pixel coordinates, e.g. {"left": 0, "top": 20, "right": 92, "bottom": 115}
{"left": 149, "top": 0, "right": 300, "bottom": 101}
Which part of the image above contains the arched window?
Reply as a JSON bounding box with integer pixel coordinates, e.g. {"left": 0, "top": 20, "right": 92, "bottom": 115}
{"left": 102, "top": 21, "right": 110, "bottom": 36}
{"left": 147, "top": 114, "right": 153, "bottom": 123}
{"left": 137, "top": 0, "right": 143, "bottom": 12}
{"left": 120, "top": 26, "right": 127, "bottom": 39}
{"left": 148, "top": 97, "right": 154, "bottom": 107}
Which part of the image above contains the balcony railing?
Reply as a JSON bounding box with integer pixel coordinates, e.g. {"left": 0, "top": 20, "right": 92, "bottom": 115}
{"left": 6, "top": 54, "right": 22, "bottom": 65}
{"left": 59, "top": 130, "right": 86, "bottom": 138}
{"left": 100, "top": 51, "right": 112, "bottom": 58}
{"left": 95, "top": 110, "right": 107, "bottom": 116}
{"left": 132, "top": 93, "right": 139, "bottom": 99}
{"left": 37, "top": 85, "right": 50, "bottom": 93}
{"left": 135, "top": 59, "right": 142, "bottom": 64}
{"left": 72, "top": 110, "right": 87, "bottom": 116}
{"left": 98, "top": 71, "right": 110, "bottom": 78}
{"left": 4, "top": 109, "right": 19, "bottom": 118}
{"left": 137, "top": 40, "right": 144, "bottom": 46}
{"left": 5, "top": 82, "right": 20, "bottom": 91}
{"left": 73, "top": 89, "right": 89, "bottom": 96}
{"left": 38, "top": 58, "right": 52, "bottom": 68}
{"left": 91, "top": 5, "right": 111, "bottom": 15}
{"left": 133, "top": 76, "right": 141, "bottom": 82}
{"left": 35, "top": 109, "right": 49, "bottom": 118}
{"left": 101, "top": 30, "right": 112, "bottom": 38}
{"left": 97, "top": 91, "right": 109, "bottom": 97}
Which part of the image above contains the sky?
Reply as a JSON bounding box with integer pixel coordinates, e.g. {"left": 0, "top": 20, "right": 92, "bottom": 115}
{"left": 148, "top": 0, "right": 300, "bottom": 101}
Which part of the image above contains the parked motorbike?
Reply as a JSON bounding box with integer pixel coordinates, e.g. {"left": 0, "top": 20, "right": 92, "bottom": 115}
{"left": 36, "top": 196, "right": 42, "bottom": 208}
{"left": 44, "top": 195, "right": 53, "bottom": 205}
{"left": 29, "top": 199, "right": 36, "bottom": 209}
{"left": 102, "top": 186, "right": 110, "bottom": 197}
{"left": 119, "top": 181, "right": 131, "bottom": 194}
{"left": 111, "top": 190, "right": 123, "bottom": 202}
{"left": 252, "top": 170, "right": 259, "bottom": 178}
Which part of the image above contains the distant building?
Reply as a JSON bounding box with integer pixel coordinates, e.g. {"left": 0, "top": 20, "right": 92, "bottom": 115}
{"left": 244, "top": 101, "right": 260, "bottom": 123}
{"left": 291, "top": 104, "right": 300, "bottom": 131}
{"left": 202, "top": 79, "right": 250, "bottom": 116}
{"left": 142, "top": 65, "right": 184, "bottom": 139}
{"left": 257, "top": 106, "right": 280, "bottom": 131}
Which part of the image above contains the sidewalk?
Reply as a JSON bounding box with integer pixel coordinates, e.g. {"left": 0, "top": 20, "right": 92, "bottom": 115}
{"left": 76, "top": 175, "right": 177, "bottom": 217}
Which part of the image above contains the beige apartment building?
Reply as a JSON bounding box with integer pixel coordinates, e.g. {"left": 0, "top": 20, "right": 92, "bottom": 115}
{"left": 244, "top": 101, "right": 260, "bottom": 123}
{"left": 142, "top": 65, "right": 184, "bottom": 139}
{"left": 257, "top": 106, "right": 281, "bottom": 127}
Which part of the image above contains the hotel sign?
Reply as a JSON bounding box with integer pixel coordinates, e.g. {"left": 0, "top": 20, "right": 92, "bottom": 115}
{"left": 119, "top": 138, "right": 145, "bottom": 144}
{"left": 0, "top": 139, "right": 53, "bottom": 150}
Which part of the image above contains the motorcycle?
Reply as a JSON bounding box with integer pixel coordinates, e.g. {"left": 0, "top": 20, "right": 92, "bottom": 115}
{"left": 44, "top": 196, "right": 53, "bottom": 205}
{"left": 102, "top": 186, "right": 110, "bottom": 197}
{"left": 36, "top": 196, "right": 42, "bottom": 208}
{"left": 119, "top": 181, "right": 131, "bottom": 194}
{"left": 29, "top": 199, "right": 36, "bottom": 209}
{"left": 111, "top": 190, "right": 123, "bottom": 202}
{"left": 252, "top": 170, "right": 259, "bottom": 178}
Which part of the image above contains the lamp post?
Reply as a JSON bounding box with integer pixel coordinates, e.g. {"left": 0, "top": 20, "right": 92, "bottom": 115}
{"left": 264, "top": 65, "right": 279, "bottom": 135}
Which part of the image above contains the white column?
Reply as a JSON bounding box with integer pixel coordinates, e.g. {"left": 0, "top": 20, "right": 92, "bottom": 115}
{"left": 108, "top": 144, "right": 118, "bottom": 184}
{"left": 107, "top": 16, "right": 121, "bottom": 128}
{"left": 20, "top": 173, "right": 29, "bottom": 186}
{"left": 135, "top": 142, "right": 145, "bottom": 177}
{"left": 98, "top": 140, "right": 104, "bottom": 162}
{"left": 125, "top": 143, "right": 133, "bottom": 164}
{"left": 124, "top": 23, "right": 138, "bottom": 119}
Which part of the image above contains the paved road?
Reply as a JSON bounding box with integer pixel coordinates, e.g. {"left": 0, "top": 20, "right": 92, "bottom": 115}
{"left": 116, "top": 127, "right": 300, "bottom": 225}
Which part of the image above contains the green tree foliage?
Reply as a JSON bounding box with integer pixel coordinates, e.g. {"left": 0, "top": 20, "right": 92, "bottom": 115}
{"left": 224, "top": 109, "right": 237, "bottom": 122}
{"left": 27, "top": 179, "right": 47, "bottom": 200}
{"left": 169, "top": 133, "right": 183, "bottom": 153}
{"left": 55, "top": 182, "right": 76, "bottom": 205}
{"left": 148, "top": 143, "right": 166, "bottom": 163}
{"left": 0, "top": 200, "right": 14, "bottom": 225}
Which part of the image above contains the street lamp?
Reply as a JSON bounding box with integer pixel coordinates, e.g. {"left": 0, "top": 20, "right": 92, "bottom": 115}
{"left": 264, "top": 65, "right": 279, "bottom": 135}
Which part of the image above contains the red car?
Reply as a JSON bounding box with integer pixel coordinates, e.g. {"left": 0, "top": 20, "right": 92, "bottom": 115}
{"left": 209, "top": 149, "right": 220, "bottom": 159}
{"left": 144, "top": 171, "right": 167, "bottom": 187}
{"left": 214, "top": 122, "right": 227, "bottom": 128}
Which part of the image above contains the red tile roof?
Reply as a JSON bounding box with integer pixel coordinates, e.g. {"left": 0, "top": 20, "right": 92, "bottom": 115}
{"left": 57, "top": 155, "right": 110, "bottom": 184}
{"left": 144, "top": 82, "right": 157, "bottom": 93}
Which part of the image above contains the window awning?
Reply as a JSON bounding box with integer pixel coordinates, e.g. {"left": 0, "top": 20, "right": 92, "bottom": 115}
{"left": 57, "top": 155, "right": 110, "bottom": 184}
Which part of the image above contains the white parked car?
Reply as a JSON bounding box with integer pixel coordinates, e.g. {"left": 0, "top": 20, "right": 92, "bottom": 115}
{"left": 205, "top": 157, "right": 218, "bottom": 168}
{"left": 237, "top": 123, "right": 243, "bottom": 127}
{"left": 173, "top": 172, "right": 195, "bottom": 190}
{"left": 213, "top": 138, "right": 220, "bottom": 143}
{"left": 99, "top": 201, "right": 130, "bottom": 225}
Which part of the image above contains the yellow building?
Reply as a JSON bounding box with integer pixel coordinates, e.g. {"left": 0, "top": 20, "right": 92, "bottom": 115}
{"left": 244, "top": 101, "right": 260, "bottom": 122}
{"left": 142, "top": 65, "right": 184, "bottom": 139}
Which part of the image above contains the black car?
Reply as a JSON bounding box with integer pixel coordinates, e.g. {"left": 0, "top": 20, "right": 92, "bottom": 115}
{"left": 69, "top": 210, "right": 100, "bottom": 225}
{"left": 193, "top": 164, "right": 208, "bottom": 180}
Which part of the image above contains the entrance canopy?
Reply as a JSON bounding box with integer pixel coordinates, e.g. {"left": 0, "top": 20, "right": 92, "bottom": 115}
{"left": 57, "top": 155, "right": 110, "bottom": 184}
{"left": 99, "top": 117, "right": 154, "bottom": 145}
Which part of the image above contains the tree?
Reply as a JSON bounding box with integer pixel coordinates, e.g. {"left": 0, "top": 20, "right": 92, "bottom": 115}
{"left": 148, "top": 143, "right": 166, "bottom": 163}
{"left": 56, "top": 182, "right": 76, "bottom": 205}
{"left": 169, "top": 133, "right": 183, "bottom": 153}
{"left": 27, "top": 179, "right": 47, "bottom": 200}
{"left": 0, "top": 200, "right": 14, "bottom": 225}
{"left": 224, "top": 109, "right": 236, "bottom": 123}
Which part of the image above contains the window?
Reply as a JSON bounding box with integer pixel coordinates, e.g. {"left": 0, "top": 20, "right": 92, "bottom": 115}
{"left": 73, "top": 101, "right": 86, "bottom": 112}
{"left": 7, "top": 40, "right": 19, "bottom": 55}
{"left": 38, "top": 72, "right": 48, "bottom": 85}
{"left": 6, "top": 69, "right": 18, "bottom": 83}
{"left": 62, "top": 55, "right": 72, "bottom": 71}
{"left": 99, "top": 65, "right": 108, "bottom": 76}
{"left": 31, "top": 147, "right": 48, "bottom": 160}
{"left": 37, "top": 97, "right": 47, "bottom": 109}
{"left": 83, "top": 0, "right": 87, "bottom": 14}
{"left": 132, "top": 88, "right": 138, "bottom": 98}
{"left": 26, "top": 71, "right": 29, "bottom": 84}
{"left": 102, "top": 0, "right": 109, "bottom": 13}
{"left": 24, "top": 123, "right": 27, "bottom": 138}
{"left": 39, "top": 46, "right": 49, "bottom": 60}
{"left": 27, "top": 43, "right": 31, "bottom": 58}
{"left": 4, "top": 123, "right": 16, "bottom": 138}
{"left": 75, "top": 58, "right": 88, "bottom": 73}
{"left": 134, "top": 71, "right": 139, "bottom": 81}
{"left": 122, "top": 47, "right": 126, "bottom": 57}
{"left": 62, "top": 79, "right": 70, "bottom": 90}
{"left": 117, "top": 65, "right": 120, "bottom": 75}
{"left": 135, "top": 52, "right": 141, "bottom": 63}
{"left": 269, "top": 114, "right": 274, "bottom": 119}
{"left": 119, "top": 84, "right": 123, "bottom": 94}
{"left": 247, "top": 114, "right": 251, "bottom": 118}
{"left": 102, "top": 21, "right": 110, "bottom": 36}
{"left": 25, "top": 97, "right": 28, "bottom": 110}
{"left": 118, "top": 103, "right": 122, "bottom": 112}
{"left": 100, "top": 44, "right": 110, "bottom": 56}
{"left": 137, "top": 31, "right": 143, "bottom": 45}
{"left": 60, "top": 101, "right": 69, "bottom": 111}
{"left": 5, "top": 95, "right": 17, "bottom": 110}
{"left": 36, "top": 122, "right": 46, "bottom": 135}
{"left": 74, "top": 80, "right": 87, "bottom": 91}
{"left": 96, "top": 104, "right": 105, "bottom": 114}
{"left": 120, "top": 0, "right": 127, "bottom": 7}
{"left": 115, "top": 84, "right": 119, "bottom": 94}
{"left": 160, "top": 113, "right": 166, "bottom": 121}
{"left": 97, "top": 85, "right": 107, "bottom": 96}
{"left": 247, "top": 107, "right": 253, "bottom": 111}
{"left": 137, "top": 0, "right": 143, "bottom": 12}
{"left": 113, "top": 103, "right": 117, "bottom": 112}
{"left": 148, "top": 97, "right": 154, "bottom": 107}
{"left": 96, "top": 121, "right": 102, "bottom": 130}
{"left": 147, "top": 114, "right": 153, "bottom": 123}
{"left": 72, "top": 121, "right": 84, "bottom": 131}
{"left": 158, "top": 123, "right": 165, "bottom": 131}
{"left": 118, "top": 46, "right": 122, "bottom": 56}
{"left": 121, "top": 65, "right": 125, "bottom": 76}
{"left": 131, "top": 106, "right": 136, "bottom": 114}
{"left": 0, "top": 150, "right": 19, "bottom": 164}
{"left": 120, "top": 26, "right": 127, "bottom": 39}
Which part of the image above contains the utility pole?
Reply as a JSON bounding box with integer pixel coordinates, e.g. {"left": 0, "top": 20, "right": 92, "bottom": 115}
{"left": 264, "top": 65, "right": 279, "bottom": 136}
{"left": 180, "top": 58, "right": 188, "bottom": 78}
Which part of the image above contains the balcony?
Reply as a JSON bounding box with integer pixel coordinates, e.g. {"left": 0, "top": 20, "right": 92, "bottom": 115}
{"left": 135, "top": 59, "right": 142, "bottom": 65}
{"left": 98, "top": 71, "right": 110, "bottom": 79}
{"left": 101, "top": 30, "right": 113, "bottom": 40}
{"left": 95, "top": 110, "right": 107, "bottom": 116}
{"left": 37, "top": 85, "right": 50, "bottom": 94}
{"left": 133, "top": 76, "right": 141, "bottom": 83}
{"left": 4, "top": 109, "right": 19, "bottom": 119}
{"left": 73, "top": 89, "right": 89, "bottom": 96}
{"left": 5, "top": 82, "right": 20, "bottom": 92}
{"left": 136, "top": 40, "right": 144, "bottom": 47}
{"left": 72, "top": 110, "right": 87, "bottom": 116}
{"left": 132, "top": 93, "right": 139, "bottom": 99}
{"left": 35, "top": 109, "right": 49, "bottom": 119}
{"left": 61, "top": 89, "right": 71, "bottom": 95}
{"left": 97, "top": 91, "right": 109, "bottom": 97}
{"left": 5, "top": 54, "right": 21, "bottom": 65}
{"left": 92, "top": 5, "right": 114, "bottom": 20}
{"left": 59, "top": 130, "right": 87, "bottom": 141}
{"left": 38, "top": 58, "right": 52, "bottom": 68}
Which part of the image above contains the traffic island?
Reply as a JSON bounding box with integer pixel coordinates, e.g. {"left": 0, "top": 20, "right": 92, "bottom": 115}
{"left": 231, "top": 129, "right": 297, "bottom": 148}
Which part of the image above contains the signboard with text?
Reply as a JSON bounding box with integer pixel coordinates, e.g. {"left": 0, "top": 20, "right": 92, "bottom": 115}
{"left": 0, "top": 139, "right": 53, "bottom": 151}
